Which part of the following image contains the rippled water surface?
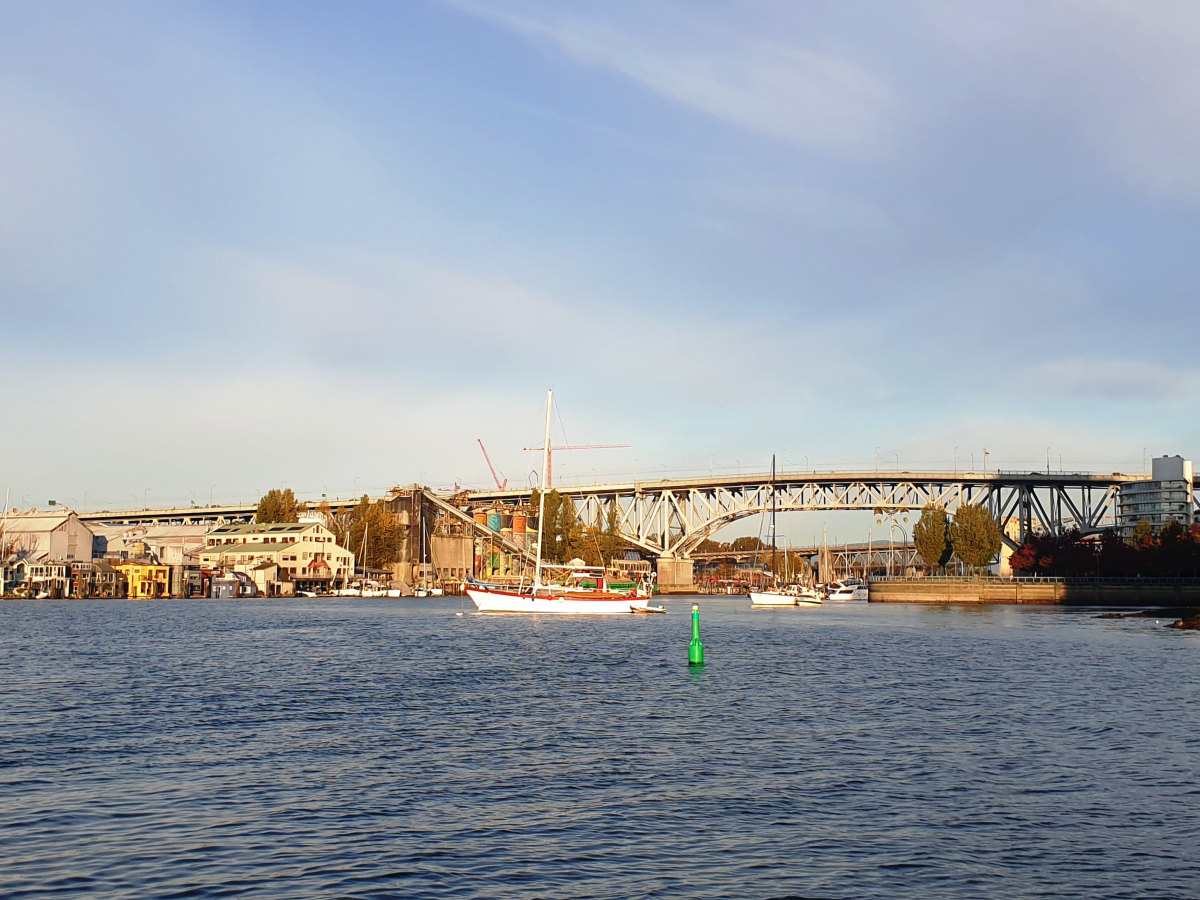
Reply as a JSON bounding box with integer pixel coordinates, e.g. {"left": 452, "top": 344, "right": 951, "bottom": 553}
{"left": 2, "top": 598, "right": 1198, "bottom": 898}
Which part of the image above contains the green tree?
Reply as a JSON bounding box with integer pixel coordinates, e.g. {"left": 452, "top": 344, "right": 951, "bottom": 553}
{"left": 256, "top": 488, "right": 304, "bottom": 524}
{"left": 342, "top": 495, "right": 401, "bottom": 570}
{"left": 530, "top": 489, "right": 565, "bottom": 562}
{"left": 556, "top": 494, "right": 588, "bottom": 561}
{"left": 1131, "top": 517, "right": 1154, "bottom": 547}
{"left": 600, "top": 500, "right": 624, "bottom": 563}
{"left": 576, "top": 501, "right": 627, "bottom": 567}
{"left": 913, "top": 504, "right": 952, "bottom": 572}
{"left": 950, "top": 503, "right": 1003, "bottom": 572}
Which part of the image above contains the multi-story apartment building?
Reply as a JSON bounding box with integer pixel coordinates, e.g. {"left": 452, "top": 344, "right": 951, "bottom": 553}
{"left": 1118, "top": 455, "right": 1195, "bottom": 539}
{"left": 199, "top": 521, "right": 354, "bottom": 593}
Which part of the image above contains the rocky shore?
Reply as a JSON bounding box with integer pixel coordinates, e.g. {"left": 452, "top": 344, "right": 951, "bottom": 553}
{"left": 1094, "top": 608, "right": 1200, "bottom": 629}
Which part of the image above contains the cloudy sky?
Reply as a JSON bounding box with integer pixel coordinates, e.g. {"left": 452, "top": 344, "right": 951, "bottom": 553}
{"left": 2, "top": 0, "right": 1198, "bottom": 520}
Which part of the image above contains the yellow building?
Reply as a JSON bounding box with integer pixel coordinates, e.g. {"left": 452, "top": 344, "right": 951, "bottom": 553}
{"left": 116, "top": 562, "right": 171, "bottom": 599}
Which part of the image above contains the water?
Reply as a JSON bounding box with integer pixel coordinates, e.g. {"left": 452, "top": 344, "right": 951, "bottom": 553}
{"left": 2, "top": 598, "right": 1197, "bottom": 899}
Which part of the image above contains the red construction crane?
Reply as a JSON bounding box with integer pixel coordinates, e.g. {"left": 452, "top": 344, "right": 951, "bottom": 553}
{"left": 521, "top": 442, "right": 631, "bottom": 488}
{"left": 477, "top": 439, "right": 508, "bottom": 490}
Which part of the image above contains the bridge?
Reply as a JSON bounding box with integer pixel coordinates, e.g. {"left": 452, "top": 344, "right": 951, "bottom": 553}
{"left": 468, "top": 469, "right": 1145, "bottom": 550}
{"left": 80, "top": 469, "right": 1172, "bottom": 590}
{"left": 692, "top": 542, "right": 924, "bottom": 581}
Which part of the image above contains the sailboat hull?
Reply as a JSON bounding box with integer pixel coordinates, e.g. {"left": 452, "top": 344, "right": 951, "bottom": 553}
{"left": 467, "top": 588, "right": 637, "bottom": 615}
{"left": 749, "top": 591, "right": 822, "bottom": 607}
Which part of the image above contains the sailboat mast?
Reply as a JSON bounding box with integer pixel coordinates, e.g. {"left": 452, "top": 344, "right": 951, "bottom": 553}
{"left": 533, "top": 390, "right": 553, "bottom": 590}
{"left": 771, "top": 454, "right": 777, "bottom": 585}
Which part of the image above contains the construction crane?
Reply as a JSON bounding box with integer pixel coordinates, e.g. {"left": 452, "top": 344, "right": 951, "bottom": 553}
{"left": 477, "top": 439, "right": 508, "bottom": 490}
{"left": 520, "top": 442, "right": 631, "bottom": 489}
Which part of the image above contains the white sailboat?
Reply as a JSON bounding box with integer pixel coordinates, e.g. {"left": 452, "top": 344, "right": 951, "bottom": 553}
{"left": 466, "top": 391, "right": 641, "bottom": 615}
{"left": 749, "top": 454, "right": 822, "bottom": 608}
{"left": 749, "top": 584, "right": 823, "bottom": 606}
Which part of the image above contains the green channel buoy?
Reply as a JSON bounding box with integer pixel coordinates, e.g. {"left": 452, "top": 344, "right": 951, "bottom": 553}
{"left": 688, "top": 603, "right": 705, "bottom": 666}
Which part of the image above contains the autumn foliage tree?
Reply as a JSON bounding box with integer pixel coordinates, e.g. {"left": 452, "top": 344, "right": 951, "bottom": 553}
{"left": 1010, "top": 523, "right": 1200, "bottom": 578}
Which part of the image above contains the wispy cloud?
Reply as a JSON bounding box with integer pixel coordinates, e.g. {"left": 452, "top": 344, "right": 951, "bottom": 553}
{"left": 451, "top": 2, "right": 897, "bottom": 155}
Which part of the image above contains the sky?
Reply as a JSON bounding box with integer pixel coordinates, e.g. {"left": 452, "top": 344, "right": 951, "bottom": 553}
{"left": 2, "top": 0, "right": 1199, "bottom": 530}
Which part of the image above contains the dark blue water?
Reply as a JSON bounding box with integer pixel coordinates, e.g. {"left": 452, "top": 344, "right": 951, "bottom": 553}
{"left": 2, "top": 598, "right": 1197, "bottom": 899}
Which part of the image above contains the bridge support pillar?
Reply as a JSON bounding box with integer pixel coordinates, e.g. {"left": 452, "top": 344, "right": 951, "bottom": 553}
{"left": 656, "top": 557, "right": 694, "bottom": 594}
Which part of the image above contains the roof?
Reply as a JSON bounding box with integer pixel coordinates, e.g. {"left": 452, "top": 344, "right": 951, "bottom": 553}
{"left": 209, "top": 522, "right": 318, "bottom": 536}
{"left": 1, "top": 510, "right": 92, "bottom": 536}
{"left": 200, "top": 542, "right": 290, "bottom": 556}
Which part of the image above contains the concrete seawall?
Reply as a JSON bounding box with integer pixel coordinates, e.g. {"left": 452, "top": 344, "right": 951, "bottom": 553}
{"left": 869, "top": 579, "right": 1200, "bottom": 606}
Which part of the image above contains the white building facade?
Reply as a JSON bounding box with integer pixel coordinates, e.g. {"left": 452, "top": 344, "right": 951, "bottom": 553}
{"left": 1118, "top": 455, "right": 1195, "bottom": 538}
{"left": 199, "top": 521, "right": 354, "bottom": 591}
{"left": 1, "top": 509, "right": 95, "bottom": 562}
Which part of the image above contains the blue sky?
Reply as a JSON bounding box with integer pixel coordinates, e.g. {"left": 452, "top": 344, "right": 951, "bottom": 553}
{"left": 2, "top": 0, "right": 1199, "bottom": 522}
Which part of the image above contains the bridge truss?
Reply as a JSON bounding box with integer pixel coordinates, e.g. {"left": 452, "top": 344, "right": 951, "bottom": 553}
{"left": 468, "top": 471, "right": 1142, "bottom": 559}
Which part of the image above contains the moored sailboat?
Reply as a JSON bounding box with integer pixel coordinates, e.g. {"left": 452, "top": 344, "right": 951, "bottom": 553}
{"left": 466, "top": 391, "right": 641, "bottom": 615}
{"left": 748, "top": 454, "right": 822, "bottom": 608}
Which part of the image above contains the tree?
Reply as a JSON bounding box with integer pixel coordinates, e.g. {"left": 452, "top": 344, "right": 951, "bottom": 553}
{"left": 256, "top": 488, "right": 303, "bottom": 524}
{"left": 1131, "top": 518, "right": 1154, "bottom": 548}
{"left": 343, "top": 495, "right": 401, "bottom": 570}
{"left": 950, "top": 503, "right": 1002, "bottom": 572}
{"left": 913, "top": 504, "right": 952, "bottom": 572}
{"left": 530, "top": 489, "right": 566, "bottom": 562}
{"left": 556, "top": 494, "right": 587, "bottom": 561}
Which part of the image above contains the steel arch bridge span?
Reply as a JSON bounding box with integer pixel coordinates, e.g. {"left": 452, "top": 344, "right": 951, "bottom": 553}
{"left": 466, "top": 471, "right": 1140, "bottom": 559}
